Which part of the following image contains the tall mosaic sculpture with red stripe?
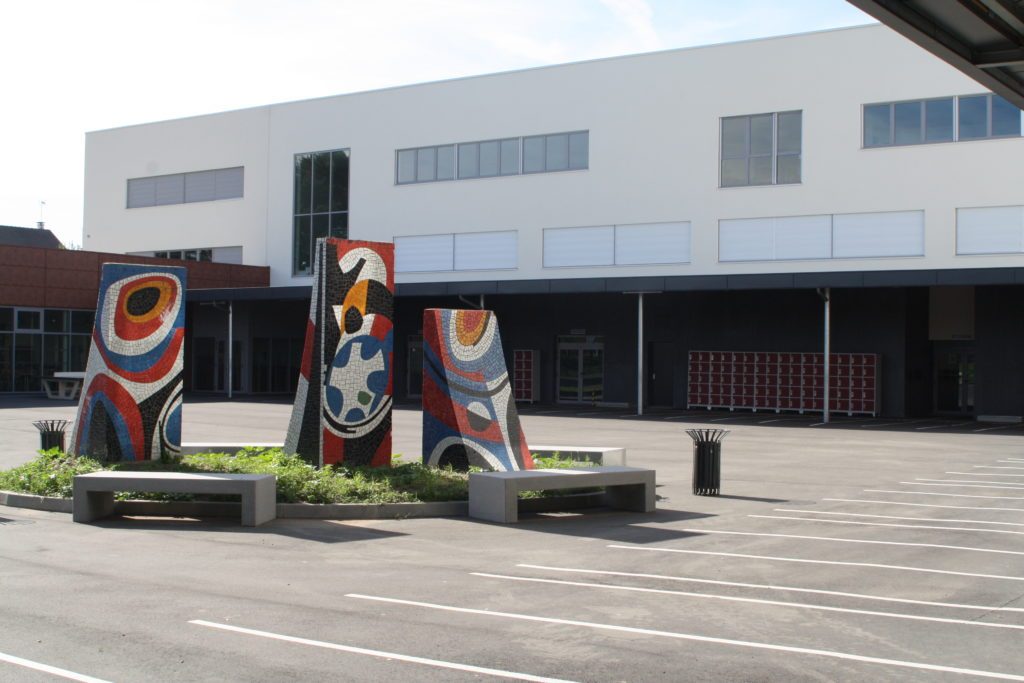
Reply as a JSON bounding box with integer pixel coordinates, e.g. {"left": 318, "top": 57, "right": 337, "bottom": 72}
{"left": 285, "top": 238, "right": 394, "bottom": 467}
{"left": 70, "top": 263, "right": 186, "bottom": 460}
{"left": 422, "top": 308, "right": 534, "bottom": 471}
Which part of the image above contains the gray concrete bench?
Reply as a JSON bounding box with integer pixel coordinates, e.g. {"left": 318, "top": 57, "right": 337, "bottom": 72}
{"left": 530, "top": 445, "right": 626, "bottom": 466}
{"left": 72, "top": 472, "right": 276, "bottom": 527}
{"left": 468, "top": 466, "right": 655, "bottom": 523}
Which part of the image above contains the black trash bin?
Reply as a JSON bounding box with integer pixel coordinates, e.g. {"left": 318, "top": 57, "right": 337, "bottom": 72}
{"left": 686, "top": 428, "right": 728, "bottom": 496}
{"left": 33, "top": 420, "right": 70, "bottom": 452}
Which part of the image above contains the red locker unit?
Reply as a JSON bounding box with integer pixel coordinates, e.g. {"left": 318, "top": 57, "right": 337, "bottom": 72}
{"left": 687, "top": 351, "right": 880, "bottom": 416}
{"left": 512, "top": 349, "right": 538, "bottom": 402}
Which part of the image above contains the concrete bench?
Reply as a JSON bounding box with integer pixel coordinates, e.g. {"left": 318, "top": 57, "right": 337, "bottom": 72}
{"left": 42, "top": 372, "right": 85, "bottom": 400}
{"left": 468, "top": 465, "right": 655, "bottom": 523}
{"left": 530, "top": 445, "right": 626, "bottom": 466}
{"left": 72, "top": 472, "right": 276, "bottom": 527}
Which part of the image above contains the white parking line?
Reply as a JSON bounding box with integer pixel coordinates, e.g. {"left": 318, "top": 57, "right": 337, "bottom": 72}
{"left": 1003, "top": 458, "right": 1024, "bottom": 462}
{"left": 752, "top": 513, "right": 1024, "bottom": 535}
{"left": 824, "top": 498, "right": 1024, "bottom": 514}
{"left": 947, "top": 472, "right": 1024, "bottom": 477}
{"left": 678, "top": 527, "right": 1024, "bottom": 557}
{"left": 189, "top": 620, "right": 574, "bottom": 683}
{"left": 917, "top": 422, "right": 972, "bottom": 430}
{"left": 861, "top": 419, "right": 931, "bottom": 429}
{"left": 775, "top": 508, "right": 1024, "bottom": 527}
{"left": 975, "top": 425, "right": 1019, "bottom": 432}
{"left": 345, "top": 593, "right": 1024, "bottom": 682}
{"left": 0, "top": 652, "right": 111, "bottom": 683}
{"left": 902, "top": 482, "right": 1024, "bottom": 491}
{"left": 472, "top": 572, "right": 1024, "bottom": 631}
{"left": 976, "top": 466, "right": 1024, "bottom": 470}
{"left": 865, "top": 489, "right": 1024, "bottom": 501}
{"left": 918, "top": 479, "right": 1024, "bottom": 486}
{"left": 607, "top": 545, "right": 1024, "bottom": 582}
{"left": 513, "top": 563, "right": 1024, "bottom": 614}
{"left": 711, "top": 416, "right": 748, "bottom": 422}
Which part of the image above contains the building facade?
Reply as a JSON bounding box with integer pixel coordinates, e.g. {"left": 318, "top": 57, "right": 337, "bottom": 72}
{"left": 82, "top": 25, "right": 1024, "bottom": 418}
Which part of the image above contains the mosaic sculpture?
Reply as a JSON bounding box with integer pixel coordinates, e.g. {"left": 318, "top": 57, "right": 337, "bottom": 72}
{"left": 285, "top": 238, "right": 394, "bottom": 467}
{"left": 70, "top": 263, "right": 186, "bottom": 461}
{"left": 422, "top": 308, "right": 534, "bottom": 471}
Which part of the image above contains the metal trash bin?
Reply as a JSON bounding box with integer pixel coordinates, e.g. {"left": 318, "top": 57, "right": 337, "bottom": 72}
{"left": 33, "top": 419, "right": 70, "bottom": 452}
{"left": 686, "top": 428, "right": 728, "bottom": 496}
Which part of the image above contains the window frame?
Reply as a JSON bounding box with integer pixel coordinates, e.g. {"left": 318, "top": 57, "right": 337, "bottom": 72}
{"left": 862, "top": 93, "right": 1022, "bottom": 149}
{"left": 126, "top": 167, "right": 244, "bottom": 209}
{"left": 719, "top": 111, "right": 802, "bottom": 188}
{"left": 293, "top": 148, "right": 351, "bottom": 276}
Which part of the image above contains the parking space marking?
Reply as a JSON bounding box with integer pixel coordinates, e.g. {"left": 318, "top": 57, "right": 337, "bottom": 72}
{"left": 677, "top": 528, "right": 1024, "bottom": 557}
{"left": 188, "top": 620, "right": 575, "bottom": 683}
{"left": 918, "top": 479, "right": 1024, "bottom": 486}
{"left": 0, "top": 652, "right": 112, "bottom": 683}
{"left": 824, "top": 498, "right": 1024, "bottom": 514}
{"left": 710, "top": 416, "right": 749, "bottom": 422}
{"left": 344, "top": 594, "right": 1024, "bottom": 682}
{"left": 947, "top": 472, "right": 1024, "bottom": 477}
{"left": 861, "top": 419, "right": 932, "bottom": 429}
{"left": 866, "top": 489, "right": 1024, "bottom": 501}
{"left": 514, "top": 564, "right": 1024, "bottom": 614}
{"left": 975, "top": 425, "right": 1019, "bottom": 433}
{"left": 471, "top": 572, "right": 1024, "bottom": 631}
{"left": 774, "top": 509, "right": 1024, "bottom": 527}
{"left": 751, "top": 514, "right": 1024, "bottom": 536}
{"left": 976, "top": 466, "right": 1024, "bottom": 470}
{"left": 902, "top": 482, "right": 1024, "bottom": 491}
{"left": 1003, "top": 458, "right": 1024, "bottom": 462}
{"left": 607, "top": 545, "right": 1024, "bottom": 582}
{"left": 917, "top": 422, "right": 972, "bottom": 430}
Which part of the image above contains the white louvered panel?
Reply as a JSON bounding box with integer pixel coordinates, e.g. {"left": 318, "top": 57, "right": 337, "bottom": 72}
{"left": 832, "top": 210, "right": 924, "bottom": 258}
{"left": 454, "top": 231, "right": 517, "bottom": 270}
{"left": 956, "top": 206, "right": 1024, "bottom": 255}
{"left": 543, "top": 225, "right": 614, "bottom": 267}
{"left": 615, "top": 221, "right": 691, "bottom": 265}
{"left": 394, "top": 234, "right": 454, "bottom": 272}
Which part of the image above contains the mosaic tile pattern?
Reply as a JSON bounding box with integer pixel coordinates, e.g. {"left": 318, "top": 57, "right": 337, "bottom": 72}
{"left": 285, "top": 238, "right": 394, "bottom": 467}
{"left": 69, "top": 264, "right": 186, "bottom": 461}
{"left": 422, "top": 309, "right": 534, "bottom": 471}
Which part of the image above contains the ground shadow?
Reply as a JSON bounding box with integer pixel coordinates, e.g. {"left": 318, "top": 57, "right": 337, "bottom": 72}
{"left": 88, "top": 516, "right": 408, "bottom": 544}
{"left": 496, "top": 507, "right": 713, "bottom": 545}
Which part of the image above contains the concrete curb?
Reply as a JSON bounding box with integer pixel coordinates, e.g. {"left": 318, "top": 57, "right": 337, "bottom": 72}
{"left": 1, "top": 490, "right": 605, "bottom": 520}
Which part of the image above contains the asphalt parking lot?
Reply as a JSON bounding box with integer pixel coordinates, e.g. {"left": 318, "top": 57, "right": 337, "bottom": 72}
{"left": 3, "top": 397, "right": 1024, "bottom": 681}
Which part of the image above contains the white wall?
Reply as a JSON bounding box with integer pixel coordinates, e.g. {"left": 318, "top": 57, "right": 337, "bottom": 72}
{"left": 83, "top": 25, "right": 1024, "bottom": 287}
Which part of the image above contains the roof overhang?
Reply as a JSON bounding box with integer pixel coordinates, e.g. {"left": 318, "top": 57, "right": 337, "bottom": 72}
{"left": 848, "top": 0, "right": 1024, "bottom": 109}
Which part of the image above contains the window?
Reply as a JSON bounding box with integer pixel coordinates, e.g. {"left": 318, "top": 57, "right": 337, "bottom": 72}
{"left": 720, "top": 111, "right": 801, "bottom": 187}
{"left": 864, "top": 94, "right": 1020, "bottom": 147}
{"left": 957, "top": 206, "right": 1024, "bottom": 255}
{"left": 127, "top": 167, "right": 243, "bottom": 208}
{"left": 523, "top": 131, "right": 588, "bottom": 173}
{"left": 457, "top": 138, "right": 520, "bottom": 179}
{"left": 543, "top": 222, "right": 691, "bottom": 267}
{"left": 0, "top": 307, "right": 93, "bottom": 393}
{"left": 152, "top": 248, "right": 214, "bottom": 261}
{"left": 293, "top": 149, "right": 350, "bottom": 275}
{"left": 719, "top": 211, "right": 924, "bottom": 261}
{"left": 396, "top": 145, "right": 454, "bottom": 184}
{"left": 396, "top": 131, "right": 587, "bottom": 184}
{"left": 394, "top": 230, "right": 518, "bottom": 272}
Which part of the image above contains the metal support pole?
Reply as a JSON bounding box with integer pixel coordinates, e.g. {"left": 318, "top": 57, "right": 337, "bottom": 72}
{"left": 821, "top": 287, "right": 830, "bottom": 424}
{"left": 227, "top": 301, "right": 234, "bottom": 399}
{"left": 637, "top": 292, "right": 644, "bottom": 416}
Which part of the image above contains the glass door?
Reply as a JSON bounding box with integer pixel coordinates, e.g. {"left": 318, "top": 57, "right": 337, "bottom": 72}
{"left": 557, "top": 336, "right": 604, "bottom": 403}
{"left": 933, "top": 345, "right": 975, "bottom": 415}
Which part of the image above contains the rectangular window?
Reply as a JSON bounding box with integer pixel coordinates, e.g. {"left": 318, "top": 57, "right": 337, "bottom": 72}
{"left": 401, "top": 131, "right": 583, "bottom": 183}
{"left": 720, "top": 211, "right": 923, "bottom": 261}
{"left": 866, "top": 94, "right": 1019, "bottom": 147}
{"left": 544, "top": 226, "right": 615, "bottom": 267}
{"left": 454, "top": 231, "right": 517, "bottom": 270}
{"left": 394, "top": 234, "right": 455, "bottom": 272}
{"left": 544, "top": 222, "right": 691, "bottom": 267}
{"left": 957, "top": 206, "right": 1024, "bottom": 255}
{"left": 127, "top": 167, "right": 243, "bottom": 208}
{"left": 293, "top": 148, "right": 350, "bottom": 276}
{"left": 720, "top": 111, "right": 801, "bottom": 187}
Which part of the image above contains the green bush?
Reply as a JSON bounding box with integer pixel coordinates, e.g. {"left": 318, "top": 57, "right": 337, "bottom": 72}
{"left": 0, "top": 449, "right": 103, "bottom": 497}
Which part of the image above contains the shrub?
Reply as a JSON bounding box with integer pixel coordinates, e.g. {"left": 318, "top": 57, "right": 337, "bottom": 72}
{"left": 0, "top": 449, "right": 103, "bottom": 498}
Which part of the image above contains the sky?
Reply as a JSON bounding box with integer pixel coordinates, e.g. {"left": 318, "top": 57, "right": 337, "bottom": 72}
{"left": 0, "top": 0, "right": 873, "bottom": 248}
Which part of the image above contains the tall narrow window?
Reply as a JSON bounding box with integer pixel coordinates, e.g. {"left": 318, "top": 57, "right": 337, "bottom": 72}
{"left": 293, "top": 149, "right": 350, "bottom": 276}
{"left": 720, "top": 111, "right": 802, "bottom": 187}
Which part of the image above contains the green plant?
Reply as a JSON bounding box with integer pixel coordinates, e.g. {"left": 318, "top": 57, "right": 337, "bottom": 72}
{"left": 0, "top": 449, "right": 103, "bottom": 497}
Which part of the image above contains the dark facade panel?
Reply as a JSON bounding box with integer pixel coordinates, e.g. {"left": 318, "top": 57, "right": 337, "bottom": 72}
{"left": 937, "top": 268, "right": 1016, "bottom": 285}
{"left": 727, "top": 273, "right": 794, "bottom": 290}
{"left": 446, "top": 280, "right": 498, "bottom": 295}
{"left": 496, "top": 279, "right": 551, "bottom": 294}
{"left": 606, "top": 276, "right": 665, "bottom": 293}
{"left": 549, "top": 278, "right": 607, "bottom": 293}
{"left": 396, "top": 282, "right": 448, "bottom": 297}
{"left": 863, "top": 270, "right": 937, "bottom": 287}
{"left": 793, "top": 272, "right": 865, "bottom": 288}
{"left": 663, "top": 275, "right": 729, "bottom": 291}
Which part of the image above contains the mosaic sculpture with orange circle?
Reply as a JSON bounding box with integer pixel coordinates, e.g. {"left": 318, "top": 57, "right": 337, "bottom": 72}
{"left": 70, "top": 263, "right": 186, "bottom": 460}
{"left": 422, "top": 308, "right": 535, "bottom": 471}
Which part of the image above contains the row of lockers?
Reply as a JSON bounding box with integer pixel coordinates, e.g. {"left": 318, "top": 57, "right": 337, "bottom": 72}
{"left": 688, "top": 350, "right": 881, "bottom": 415}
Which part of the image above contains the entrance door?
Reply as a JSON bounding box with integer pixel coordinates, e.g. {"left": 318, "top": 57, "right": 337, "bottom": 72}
{"left": 933, "top": 344, "right": 975, "bottom": 415}
{"left": 557, "top": 336, "right": 604, "bottom": 403}
{"left": 648, "top": 341, "right": 674, "bottom": 407}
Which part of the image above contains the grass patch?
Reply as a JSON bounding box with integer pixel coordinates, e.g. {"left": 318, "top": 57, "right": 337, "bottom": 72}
{"left": 521, "top": 453, "right": 601, "bottom": 499}
{"left": 0, "top": 449, "right": 603, "bottom": 504}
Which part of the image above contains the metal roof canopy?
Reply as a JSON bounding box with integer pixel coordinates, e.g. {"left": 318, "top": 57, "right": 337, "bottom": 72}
{"left": 848, "top": 0, "right": 1024, "bottom": 110}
